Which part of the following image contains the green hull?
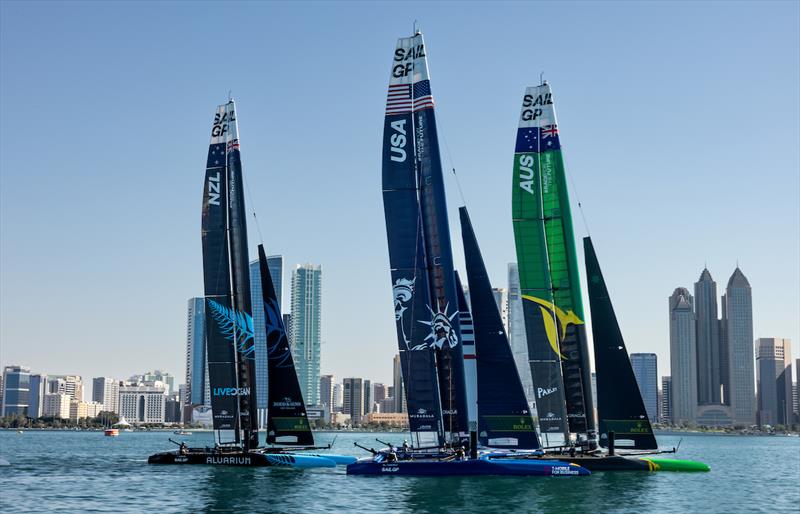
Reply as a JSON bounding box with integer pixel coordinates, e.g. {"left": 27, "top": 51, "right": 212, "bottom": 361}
{"left": 640, "top": 457, "right": 711, "bottom": 472}
{"left": 539, "top": 454, "right": 710, "bottom": 472}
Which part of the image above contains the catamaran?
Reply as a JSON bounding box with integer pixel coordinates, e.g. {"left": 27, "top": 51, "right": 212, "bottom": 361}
{"left": 510, "top": 82, "right": 709, "bottom": 472}
{"left": 148, "top": 100, "right": 351, "bottom": 468}
{"left": 347, "top": 31, "right": 588, "bottom": 477}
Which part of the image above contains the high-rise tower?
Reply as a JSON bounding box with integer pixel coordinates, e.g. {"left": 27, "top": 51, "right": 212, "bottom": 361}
{"left": 756, "top": 338, "right": 793, "bottom": 426}
{"left": 694, "top": 269, "right": 722, "bottom": 404}
{"left": 250, "top": 254, "right": 283, "bottom": 427}
{"left": 669, "top": 288, "right": 697, "bottom": 424}
{"left": 291, "top": 264, "right": 322, "bottom": 406}
{"left": 724, "top": 268, "right": 756, "bottom": 426}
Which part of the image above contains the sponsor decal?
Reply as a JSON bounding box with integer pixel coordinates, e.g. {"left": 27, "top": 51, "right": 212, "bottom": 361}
{"left": 393, "top": 277, "right": 415, "bottom": 348}
{"left": 391, "top": 43, "right": 424, "bottom": 78}
{"left": 537, "top": 387, "right": 558, "bottom": 399}
{"left": 263, "top": 298, "right": 292, "bottom": 368}
{"left": 409, "top": 407, "right": 435, "bottom": 420}
{"left": 520, "top": 93, "right": 552, "bottom": 122}
{"left": 418, "top": 303, "right": 459, "bottom": 350}
{"left": 272, "top": 397, "right": 302, "bottom": 408}
{"left": 381, "top": 463, "right": 400, "bottom": 473}
{"left": 207, "top": 171, "right": 221, "bottom": 206}
{"left": 551, "top": 465, "right": 581, "bottom": 476}
{"left": 206, "top": 456, "right": 251, "bottom": 465}
{"left": 522, "top": 295, "right": 583, "bottom": 359}
{"left": 213, "top": 387, "right": 250, "bottom": 397}
{"left": 212, "top": 109, "right": 235, "bottom": 137}
{"left": 175, "top": 456, "right": 188, "bottom": 463}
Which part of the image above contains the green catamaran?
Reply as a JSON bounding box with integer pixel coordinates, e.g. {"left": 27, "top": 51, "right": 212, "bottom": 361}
{"left": 512, "top": 82, "right": 709, "bottom": 472}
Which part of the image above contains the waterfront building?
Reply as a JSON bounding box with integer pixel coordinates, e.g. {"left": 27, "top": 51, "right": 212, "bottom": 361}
{"left": 118, "top": 384, "right": 166, "bottom": 424}
{"left": 319, "top": 374, "right": 335, "bottom": 409}
{"left": 695, "top": 269, "right": 722, "bottom": 405}
{"left": 343, "top": 378, "right": 364, "bottom": 424}
{"left": 332, "top": 383, "right": 343, "bottom": 412}
{"left": 756, "top": 338, "right": 793, "bottom": 426}
{"left": 70, "top": 400, "right": 102, "bottom": 421}
{"left": 42, "top": 393, "right": 71, "bottom": 419}
{"left": 364, "top": 412, "right": 409, "bottom": 427}
{"left": 45, "top": 375, "right": 84, "bottom": 402}
{"left": 291, "top": 264, "right": 322, "bottom": 405}
{"left": 92, "top": 377, "right": 119, "bottom": 413}
{"left": 28, "top": 373, "right": 48, "bottom": 418}
{"left": 392, "top": 354, "right": 406, "bottom": 413}
{"left": 631, "top": 353, "right": 658, "bottom": 422}
{"left": 661, "top": 376, "right": 672, "bottom": 423}
{"left": 329, "top": 412, "right": 351, "bottom": 426}
{"left": 373, "top": 382, "right": 388, "bottom": 405}
{"left": 306, "top": 404, "right": 330, "bottom": 424}
{"left": 669, "top": 288, "right": 697, "bottom": 424}
{"left": 507, "top": 263, "right": 534, "bottom": 403}
{"left": 184, "top": 297, "right": 209, "bottom": 414}
{"left": 0, "top": 374, "right": 3, "bottom": 409}
{"left": 724, "top": 268, "right": 756, "bottom": 426}
{"left": 130, "top": 371, "right": 175, "bottom": 395}
{"left": 363, "top": 379, "right": 372, "bottom": 415}
{"left": 1, "top": 365, "right": 31, "bottom": 417}
{"left": 164, "top": 393, "right": 182, "bottom": 423}
{"left": 250, "top": 254, "right": 284, "bottom": 428}
{"left": 377, "top": 397, "right": 395, "bottom": 413}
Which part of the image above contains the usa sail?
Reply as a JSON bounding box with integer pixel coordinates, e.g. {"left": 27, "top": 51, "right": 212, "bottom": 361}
{"left": 201, "top": 100, "right": 258, "bottom": 449}
{"left": 511, "top": 83, "right": 595, "bottom": 438}
{"left": 383, "top": 32, "right": 469, "bottom": 444}
{"left": 584, "top": 237, "right": 657, "bottom": 450}
{"left": 257, "top": 244, "right": 315, "bottom": 446}
{"left": 460, "top": 207, "right": 539, "bottom": 449}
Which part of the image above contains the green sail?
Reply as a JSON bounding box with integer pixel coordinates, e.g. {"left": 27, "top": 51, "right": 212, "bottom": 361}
{"left": 511, "top": 83, "right": 595, "bottom": 437}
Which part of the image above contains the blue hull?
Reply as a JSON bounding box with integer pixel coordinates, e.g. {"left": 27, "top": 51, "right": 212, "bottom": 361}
{"left": 292, "top": 453, "right": 357, "bottom": 465}
{"left": 346, "top": 458, "right": 589, "bottom": 476}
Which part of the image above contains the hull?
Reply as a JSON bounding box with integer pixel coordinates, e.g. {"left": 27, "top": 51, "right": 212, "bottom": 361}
{"left": 537, "top": 454, "right": 709, "bottom": 472}
{"left": 147, "top": 450, "right": 336, "bottom": 468}
{"left": 292, "top": 453, "right": 357, "bottom": 465}
{"left": 347, "top": 458, "right": 588, "bottom": 476}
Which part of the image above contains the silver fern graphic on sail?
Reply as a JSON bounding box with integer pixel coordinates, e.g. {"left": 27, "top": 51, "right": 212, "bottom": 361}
{"left": 207, "top": 299, "right": 256, "bottom": 359}
{"left": 263, "top": 297, "right": 292, "bottom": 368}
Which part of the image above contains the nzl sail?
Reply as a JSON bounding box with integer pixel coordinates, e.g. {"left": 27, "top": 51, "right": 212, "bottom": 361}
{"left": 257, "top": 244, "right": 314, "bottom": 446}
{"left": 584, "top": 237, "right": 657, "bottom": 450}
{"left": 201, "top": 100, "right": 258, "bottom": 449}
{"left": 460, "top": 207, "right": 539, "bottom": 449}
{"left": 383, "top": 31, "right": 469, "bottom": 444}
{"left": 511, "top": 83, "right": 595, "bottom": 438}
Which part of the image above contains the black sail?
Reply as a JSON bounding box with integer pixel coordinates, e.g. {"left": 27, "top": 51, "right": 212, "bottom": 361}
{"left": 201, "top": 100, "right": 258, "bottom": 449}
{"left": 460, "top": 207, "right": 540, "bottom": 449}
{"left": 584, "top": 237, "right": 657, "bottom": 450}
{"left": 257, "top": 245, "right": 314, "bottom": 446}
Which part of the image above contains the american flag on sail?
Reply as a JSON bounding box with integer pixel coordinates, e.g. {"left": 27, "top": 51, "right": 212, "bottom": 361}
{"left": 412, "top": 80, "right": 434, "bottom": 112}
{"left": 386, "top": 84, "right": 412, "bottom": 115}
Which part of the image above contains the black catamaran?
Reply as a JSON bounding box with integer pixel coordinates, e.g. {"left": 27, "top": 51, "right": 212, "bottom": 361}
{"left": 149, "top": 100, "right": 350, "bottom": 467}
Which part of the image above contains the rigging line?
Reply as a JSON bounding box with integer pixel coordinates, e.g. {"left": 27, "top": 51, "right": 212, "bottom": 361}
{"left": 438, "top": 116, "right": 467, "bottom": 207}
{"left": 242, "top": 162, "right": 265, "bottom": 245}
{"left": 561, "top": 148, "right": 591, "bottom": 238}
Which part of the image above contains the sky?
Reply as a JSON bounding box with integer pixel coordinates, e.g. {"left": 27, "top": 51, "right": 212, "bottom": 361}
{"left": 1, "top": 1, "right": 798, "bottom": 394}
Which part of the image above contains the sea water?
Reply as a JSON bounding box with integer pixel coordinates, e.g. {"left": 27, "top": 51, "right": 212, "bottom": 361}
{"left": 0, "top": 430, "right": 798, "bottom": 513}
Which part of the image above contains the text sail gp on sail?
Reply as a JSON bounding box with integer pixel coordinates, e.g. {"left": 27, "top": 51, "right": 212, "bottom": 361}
{"left": 511, "top": 82, "right": 596, "bottom": 446}
{"left": 382, "top": 30, "right": 469, "bottom": 448}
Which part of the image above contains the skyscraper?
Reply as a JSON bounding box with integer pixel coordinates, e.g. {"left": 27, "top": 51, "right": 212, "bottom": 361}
{"left": 250, "top": 254, "right": 284, "bottom": 427}
{"left": 363, "top": 379, "right": 372, "bottom": 415}
{"left": 491, "top": 287, "right": 509, "bottom": 335}
{"left": 631, "top": 353, "right": 658, "bottom": 422}
{"left": 507, "top": 263, "right": 534, "bottom": 402}
{"left": 343, "top": 377, "right": 364, "bottom": 424}
{"left": 28, "top": 374, "right": 47, "bottom": 419}
{"left": 185, "top": 297, "right": 208, "bottom": 408}
{"left": 669, "top": 287, "right": 697, "bottom": 424}
{"left": 92, "top": 377, "right": 119, "bottom": 413}
{"left": 661, "top": 376, "right": 672, "bottom": 424}
{"left": 319, "top": 374, "right": 334, "bottom": 409}
{"left": 291, "top": 264, "right": 322, "bottom": 405}
{"left": 373, "top": 383, "right": 388, "bottom": 405}
{"left": 724, "top": 268, "right": 756, "bottom": 426}
{"left": 46, "top": 375, "right": 83, "bottom": 401}
{"left": 1, "top": 366, "right": 31, "bottom": 417}
{"left": 756, "top": 338, "right": 793, "bottom": 426}
{"left": 392, "top": 354, "right": 406, "bottom": 413}
{"left": 694, "top": 269, "right": 722, "bottom": 404}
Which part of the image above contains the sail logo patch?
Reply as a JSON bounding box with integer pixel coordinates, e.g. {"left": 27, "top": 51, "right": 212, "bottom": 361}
{"left": 518, "top": 154, "right": 535, "bottom": 194}
{"left": 392, "top": 44, "right": 424, "bottom": 78}
{"left": 389, "top": 120, "right": 407, "bottom": 162}
{"left": 520, "top": 93, "right": 552, "bottom": 122}
{"left": 213, "top": 387, "right": 250, "bottom": 397}
{"left": 393, "top": 277, "right": 415, "bottom": 348}
{"left": 537, "top": 386, "right": 558, "bottom": 399}
{"left": 522, "top": 295, "right": 583, "bottom": 359}
{"left": 418, "top": 303, "right": 459, "bottom": 350}
{"left": 212, "top": 110, "right": 235, "bottom": 137}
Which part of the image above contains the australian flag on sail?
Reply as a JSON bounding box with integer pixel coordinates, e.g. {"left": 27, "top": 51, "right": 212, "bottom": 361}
{"left": 514, "top": 125, "right": 561, "bottom": 153}
{"left": 207, "top": 143, "right": 227, "bottom": 167}
{"left": 413, "top": 80, "right": 435, "bottom": 112}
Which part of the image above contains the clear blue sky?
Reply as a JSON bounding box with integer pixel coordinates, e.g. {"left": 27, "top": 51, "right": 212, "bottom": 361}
{"left": 1, "top": 1, "right": 798, "bottom": 392}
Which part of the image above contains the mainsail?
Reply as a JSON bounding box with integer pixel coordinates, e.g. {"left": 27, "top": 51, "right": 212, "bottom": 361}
{"left": 511, "top": 83, "right": 595, "bottom": 438}
{"left": 201, "top": 100, "right": 258, "bottom": 449}
{"left": 257, "top": 244, "right": 314, "bottom": 446}
{"left": 382, "top": 32, "right": 468, "bottom": 444}
{"left": 460, "top": 207, "right": 539, "bottom": 449}
{"left": 455, "top": 272, "right": 478, "bottom": 432}
{"left": 584, "top": 237, "right": 657, "bottom": 450}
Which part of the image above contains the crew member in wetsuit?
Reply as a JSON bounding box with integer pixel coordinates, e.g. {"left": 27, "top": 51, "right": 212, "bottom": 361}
{"left": 179, "top": 442, "right": 188, "bottom": 455}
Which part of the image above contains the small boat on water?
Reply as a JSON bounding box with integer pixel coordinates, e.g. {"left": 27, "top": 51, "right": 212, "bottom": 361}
{"left": 104, "top": 428, "right": 119, "bottom": 437}
{"left": 173, "top": 430, "right": 192, "bottom": 436}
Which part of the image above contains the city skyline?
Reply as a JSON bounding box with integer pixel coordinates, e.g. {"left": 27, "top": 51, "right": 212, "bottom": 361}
{"left": 1, "top": 2, "right": 798, "bottom": 388}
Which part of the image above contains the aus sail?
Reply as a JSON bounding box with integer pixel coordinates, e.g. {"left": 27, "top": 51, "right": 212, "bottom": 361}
{"left": 512, "top": 84, "right": 595, "bottom": 437}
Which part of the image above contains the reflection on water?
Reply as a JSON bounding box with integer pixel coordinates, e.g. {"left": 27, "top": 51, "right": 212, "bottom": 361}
{"left": 0, "top": 431, "right": 797, "bottom": 514}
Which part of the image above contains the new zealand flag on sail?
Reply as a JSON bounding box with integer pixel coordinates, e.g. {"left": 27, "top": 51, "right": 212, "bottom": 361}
{"left": 515, "top": 125, "right": 561, "bottom": 153}
{"left": 207, "top": 143, "right": 227, "bottom": 167}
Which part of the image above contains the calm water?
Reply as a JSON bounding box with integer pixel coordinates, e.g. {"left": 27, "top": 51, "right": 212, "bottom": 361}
{"left": 1, "top": 430, "right": 798, "bottom": 513}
